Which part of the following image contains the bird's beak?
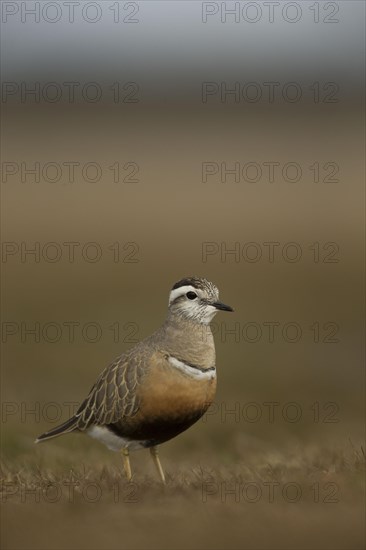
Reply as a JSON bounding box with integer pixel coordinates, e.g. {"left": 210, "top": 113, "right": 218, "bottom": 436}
{"left": 212, "top": 301, "right": 234, "bottom": 312}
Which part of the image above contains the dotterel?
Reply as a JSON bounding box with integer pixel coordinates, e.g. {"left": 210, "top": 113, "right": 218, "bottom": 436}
{"left": 36, "top": 277, "right": 234, "bottom": 483}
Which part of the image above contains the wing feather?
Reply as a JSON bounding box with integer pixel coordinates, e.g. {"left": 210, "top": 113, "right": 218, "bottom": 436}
{"left": 74, "top": 352, "right": 144, "bottom": 430}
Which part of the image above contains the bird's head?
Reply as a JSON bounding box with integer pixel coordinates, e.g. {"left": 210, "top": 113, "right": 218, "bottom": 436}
{"left": 168, "top": 276, "right": 233, "bottom": 325}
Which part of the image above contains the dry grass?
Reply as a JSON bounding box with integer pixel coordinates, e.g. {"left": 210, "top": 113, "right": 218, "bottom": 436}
{"left": 1, "top": 440, "right": 365, "bottom": 490}
{"left": 1, "top": 442, "right": 365, "bottom": 550}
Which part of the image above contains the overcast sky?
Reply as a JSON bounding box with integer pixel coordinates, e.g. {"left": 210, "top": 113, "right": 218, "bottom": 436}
{"left": 1, "top": 1, "right": 364, "bottom": 99}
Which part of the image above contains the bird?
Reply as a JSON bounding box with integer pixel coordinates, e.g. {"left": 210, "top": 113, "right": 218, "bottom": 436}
{"left": 35, "top": 277, "right": 233, "bottom": 483}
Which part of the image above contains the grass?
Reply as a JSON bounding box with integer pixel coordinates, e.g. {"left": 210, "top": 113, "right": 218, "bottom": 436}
{"left": 1, "top": 441, "right": 365, "bottom": 550}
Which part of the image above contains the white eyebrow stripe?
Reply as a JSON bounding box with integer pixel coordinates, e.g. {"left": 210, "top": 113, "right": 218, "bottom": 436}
{"left": 168, "top": 285, "right": 199, "bottom": 305}
{"left": 168, "top": 356, "right": 216, "bottom": 380}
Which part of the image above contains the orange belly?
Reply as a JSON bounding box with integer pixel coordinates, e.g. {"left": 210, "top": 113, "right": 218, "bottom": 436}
{"left": 108, "top": 364, "right": 217, "bottom": 446}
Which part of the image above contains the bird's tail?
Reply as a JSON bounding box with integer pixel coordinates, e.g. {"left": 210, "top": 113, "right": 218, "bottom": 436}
{"left": 35, "top": 416, "right": 78, "bottom": 443}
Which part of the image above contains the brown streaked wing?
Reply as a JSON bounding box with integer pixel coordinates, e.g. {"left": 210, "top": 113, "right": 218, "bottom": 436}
{"left": 74, "top": 352, "right": 144, "bottom": 430}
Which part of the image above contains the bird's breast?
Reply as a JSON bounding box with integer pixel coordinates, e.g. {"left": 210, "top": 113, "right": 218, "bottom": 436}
{"left": 143, "top": 359, "right": 216, "bottom": 417}
{"left": 104, "top": 350, "right": 217, "bottom": 448}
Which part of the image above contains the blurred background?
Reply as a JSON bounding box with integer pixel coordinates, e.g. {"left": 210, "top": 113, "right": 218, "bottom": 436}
{"left": 1, "top": 1, "right": 365, "bottom": 549}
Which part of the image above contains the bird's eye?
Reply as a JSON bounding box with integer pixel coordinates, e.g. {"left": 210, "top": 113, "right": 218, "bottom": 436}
{"left": 186, "top": 291, "right": 197, "bottom": 300}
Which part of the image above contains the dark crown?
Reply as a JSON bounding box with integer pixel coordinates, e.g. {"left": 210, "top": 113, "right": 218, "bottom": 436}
{"left": 172, "top": 277, "right": 209, "bottom": 291}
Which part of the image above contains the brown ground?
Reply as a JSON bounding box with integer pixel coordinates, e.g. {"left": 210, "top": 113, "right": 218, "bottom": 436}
{"left": 1, "top": 436, "right": 365, "bottom": 550}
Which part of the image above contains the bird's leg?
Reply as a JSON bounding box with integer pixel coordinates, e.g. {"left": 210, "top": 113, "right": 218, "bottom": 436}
{"left": 150, "top": 446, "right": 166, "bottom": 484}
{"left": 121, "top": 447, "right": 132, "bottom": 481}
